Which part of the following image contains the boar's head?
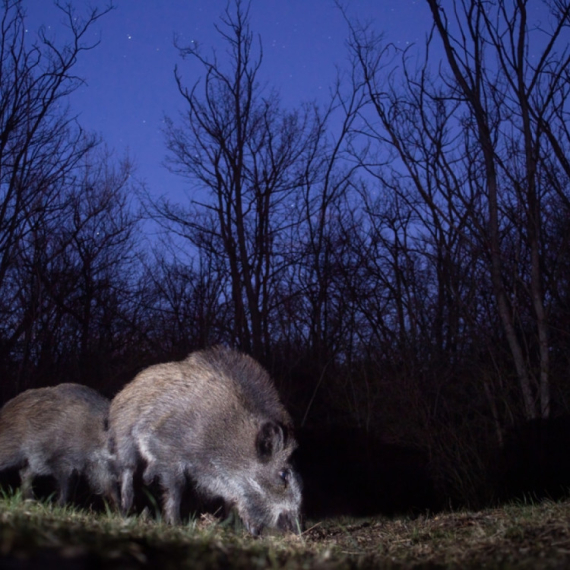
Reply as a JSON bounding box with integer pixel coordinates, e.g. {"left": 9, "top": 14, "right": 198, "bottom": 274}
{"left": 229, "top": 420, "right": 302, "bottom": 536}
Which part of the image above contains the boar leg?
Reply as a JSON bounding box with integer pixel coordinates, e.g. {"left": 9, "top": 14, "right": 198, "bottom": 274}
{"left": 160, "top": 471, "right": 185, "bottom": 525}
{"left": 142, "top": 461, "right": 158, "bottom": 486}
{"left": 105, "top": 480, "right": 121, "bottom": 509}
{"left": 120, "top": 467, "right": 135, "bottom": 515}
{"left": 54, "top": 467, "right": 72, "bottom": 506}
{"left": 19, "top": 466, "right": 34, "bottom": 500}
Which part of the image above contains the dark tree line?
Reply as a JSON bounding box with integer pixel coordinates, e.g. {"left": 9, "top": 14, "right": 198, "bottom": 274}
{"left": 3, "top": 0, "right": 570, "bottom": 507}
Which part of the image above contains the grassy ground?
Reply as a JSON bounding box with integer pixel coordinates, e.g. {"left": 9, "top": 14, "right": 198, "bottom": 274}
{"left": 0, "top": 492, "right": 569, "bottom": 568}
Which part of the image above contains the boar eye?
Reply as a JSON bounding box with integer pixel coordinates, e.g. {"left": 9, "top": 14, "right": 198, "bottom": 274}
{"left": 279, "top": 469, "right": 291, "bottom": 485}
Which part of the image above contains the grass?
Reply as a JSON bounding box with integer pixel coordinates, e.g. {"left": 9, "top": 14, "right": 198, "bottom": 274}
{"left": 0, "top": 492, "right": 570, "bottom": 568}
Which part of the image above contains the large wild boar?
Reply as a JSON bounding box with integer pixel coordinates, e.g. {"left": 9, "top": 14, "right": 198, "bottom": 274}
{"left": 0, "top": 383, "right": 117, "bottom": 505}
{"left": 109, "top": 345, "right": 302, "bottom": 535}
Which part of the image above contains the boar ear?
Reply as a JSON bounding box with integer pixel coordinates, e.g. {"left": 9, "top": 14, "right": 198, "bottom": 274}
{"left": 256, "top": 421, "right": 285, "bottom": 460}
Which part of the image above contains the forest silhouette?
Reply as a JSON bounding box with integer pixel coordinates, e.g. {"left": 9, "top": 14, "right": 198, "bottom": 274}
{"left": 1, "top": 0, "right": 570, "bottom": 515}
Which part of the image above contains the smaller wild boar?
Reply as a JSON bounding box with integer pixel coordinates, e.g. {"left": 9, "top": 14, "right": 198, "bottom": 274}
{"left": 0, "top": 383, "right": 117, "bottom": 505}
{"left": 109, "top": 346, "right": 302, "bottom": 535}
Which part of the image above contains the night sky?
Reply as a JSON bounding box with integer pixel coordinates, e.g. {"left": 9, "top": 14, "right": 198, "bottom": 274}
{"left": 26, "top": 0, "right": 429, "bottom": 201}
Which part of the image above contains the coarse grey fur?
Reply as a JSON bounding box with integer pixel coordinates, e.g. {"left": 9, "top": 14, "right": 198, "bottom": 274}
{"left": 109, "top": 345, "right": 302, "bottom": 535}
{"left": 0, "top": 383, "right": 117, "bottom": 505}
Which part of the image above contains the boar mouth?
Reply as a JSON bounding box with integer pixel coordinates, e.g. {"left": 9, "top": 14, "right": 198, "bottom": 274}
{"left": 276, "top": 510, "right": 301, "bottom": 534}
{"left": 234, "top": 496, "right": 301, "bottom": 536}
{"left": 240, "top": 511, "right": 300, "bottom": 536}
{"left": 244, "top": 520, "right": 263, "bottom": 537}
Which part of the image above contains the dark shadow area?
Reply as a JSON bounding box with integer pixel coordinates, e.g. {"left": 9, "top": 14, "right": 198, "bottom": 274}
{"left": 491, "top": 416, "right": 570, "bottom": 504}
{"left": 127, "top": 462, "right": 227, "bottom": 524}
{"left": 0, "top": 463, "right": 227, "bottom": 526}
{"left": 0, "top": 469, "right": 65, "bottom": 504}
{"left": 0, "top": 467, "right": 25, "bottom": 498}
{"left": 0, "top": 552, "right": 112, "bottom": 570}
{"left": 294, "top": 427, "right": 441, "bottom": 519}
{"left": 0, "top": 468, "right": 112, "bottom": 512}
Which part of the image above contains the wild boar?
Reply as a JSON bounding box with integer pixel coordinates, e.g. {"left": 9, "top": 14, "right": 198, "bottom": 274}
{"left": 109, "top": 345, "right": 302, "bottom": 535}
{"left": 0, "top": 383, "right": 117, "bottom": 506}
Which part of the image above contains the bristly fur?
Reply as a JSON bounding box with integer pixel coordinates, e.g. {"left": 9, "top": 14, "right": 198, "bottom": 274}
{"left": 0, "top": 383, "right": 118, "bottom": 506}
{"left": 109, "top": 345, "right": 302, "bottom": 534}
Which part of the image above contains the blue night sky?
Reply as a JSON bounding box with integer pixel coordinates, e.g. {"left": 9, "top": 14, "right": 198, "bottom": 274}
{"left": 25, "top": 1, "right": 430, "bottom": 200}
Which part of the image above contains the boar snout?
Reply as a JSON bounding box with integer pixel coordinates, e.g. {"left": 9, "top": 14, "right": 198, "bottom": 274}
{"left": 277, "top": 510, "right": 300, "bottom": 534}
{"left": 231, "top": 420, "right": 300, "bottom": 535}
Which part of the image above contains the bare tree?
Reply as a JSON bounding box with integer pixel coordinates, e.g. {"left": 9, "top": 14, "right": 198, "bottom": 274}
{"left": 425, "top": 0, "right": 570, "bottom": 420}
{"left": 3, "top": 146, "right": 139, "bottom": 394}
{"left": 292, "top": 70, "right": 366, "bottom": 369}
{"left": 0, "top": 1, "right": 151, "bottom": 396}
{"left": 160, "top": 0, "right": 319, "bottom": 359}
{"left": 0, "top": 0, "right": 111, "bottom": 289}
{"left": 138, "top": 248, "right": 228, "bottom": 358}
{"left": 345, "top": 0, "right": 570, "bottom": 425}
